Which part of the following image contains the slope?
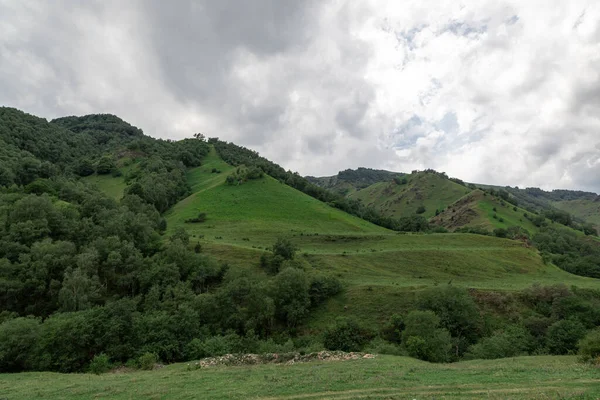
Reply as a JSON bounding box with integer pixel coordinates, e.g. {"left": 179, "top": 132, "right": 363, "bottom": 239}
{"left": 431, "top": 190, "right": 540, "bottom": 233}
{"left": 553, "top": 198, "right": 600, "bottom": 227}
{"left": 306, "top": 167, "right": 401, "bottom": 196}
{"left": 162, "top": 152, "right": 600, "bottom": 295}
{"left": 349, "top": 170, "right": 471, "bottom": 219}
{"left": 165, "top": 153, "right": 389, "bottom": 249}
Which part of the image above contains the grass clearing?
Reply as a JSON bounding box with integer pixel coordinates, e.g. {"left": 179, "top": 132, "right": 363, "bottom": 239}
{"left": 82, "top": 173, "right": 127, "bottom": 200}
{"left": 2, "top": 355, "right": 599, "bottom": 399}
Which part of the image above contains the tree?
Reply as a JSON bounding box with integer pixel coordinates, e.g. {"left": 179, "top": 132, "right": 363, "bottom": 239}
{"left": 58, "top": 268, "right": 103, "bottom": 312}
{"left": 272, "top": 238, "right": 297, "bottom": 260}
{"left": 418, "top": 285, "right": 481, "bottom": 356}
{"left": 578, "top": 328, "right": 600, "bottom": 363}
{"left": 402, "top": 310, "right": 453, "bottom": 362}
{"left": 0, "top": 317, "right": 41, "bottom": 372}
{"left": 95, "top": 155, "right": 116, "bottom": 175}
{"left": 324, "top": 318, "right": 374, "bottom": 351}
{"left": 546, "top": 318, "right": 587, "bottom": 355}
{"left": 272, "top": 268, "right": 310, "bottom": 327}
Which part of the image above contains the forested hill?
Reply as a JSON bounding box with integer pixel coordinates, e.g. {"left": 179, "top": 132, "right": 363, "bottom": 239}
{"left": 306, "top": 167, "right": 401, "bottom": 196}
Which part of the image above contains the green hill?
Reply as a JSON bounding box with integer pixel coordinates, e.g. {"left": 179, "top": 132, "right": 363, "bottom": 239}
{"left": 306, "top": 167, "right": 401, "bottom": 196}
{"left": 165, "top": 150, "right": 388, "bottom": 249}
{"left": 430, "top": 190, "right": 539, "bottom": 233}
{"left": 553, "top": 198, "right": 600, "bottom": 227}
{"left": 2, "top": 107, "right": 600, "bottom": 384}
{"left": 349, "top": 171, "right": 471, "bottom": 219}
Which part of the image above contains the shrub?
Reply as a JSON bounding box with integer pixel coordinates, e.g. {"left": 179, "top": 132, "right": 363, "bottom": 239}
{"left": 466, "top": 326, "right": 534, "bottom": 360}
{"left": 415, "top": 205, "right": 426, "bottom": 214}
{"left": 0, "top": 317, "right": 41, "bottom": 372}
{"left": 402, "top": 310, "right": 453, "bottom": 362}
{"left": 308, "top": 275, "right": 342, "bottom": 307}
{"left": 272, "top": 238, "right": 297, "bottom": 260}
{"left": 138, "top": 352, "right": 158, "bottom": 370}
{"left": 418, "top": 285, "right": 481, "bottom": 354}
{"left": 381, "top": 314, "right": 405, "bottom": 344}
{"left": 494, "top": 228, "right": 508, "bottom": 238}
{"left": 546, "top": 319, "right": 587, "bottom": 355}
{"left": 89, "top": 353, "right": 111, "bottom": 375}
{"left": 323, "top": 318, "right": 374, "bottom": 352}
{"left": 578, "top": 329, "right": 600, "bottom": 364}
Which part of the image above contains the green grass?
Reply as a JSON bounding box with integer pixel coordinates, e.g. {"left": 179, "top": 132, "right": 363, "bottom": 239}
{"left": 3, "top": 355, "right": 599, "bottom": 399}
{"left": 349, "top": 172, "right": 471, "bottom": 219}
{"left": 82, "top": 173, "right": 127, "bottom": 200}
{"left": 165, "top": 168, "right": 387, "bottom": 249}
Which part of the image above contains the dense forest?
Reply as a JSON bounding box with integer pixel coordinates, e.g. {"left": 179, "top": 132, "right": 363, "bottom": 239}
{"left": 1, "top": 107, "right": 599, "bottom": 374}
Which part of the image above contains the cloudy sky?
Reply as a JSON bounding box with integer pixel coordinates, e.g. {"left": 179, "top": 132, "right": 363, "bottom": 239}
{"left": 1, "top": 1, "right": 600, "bottom": 192}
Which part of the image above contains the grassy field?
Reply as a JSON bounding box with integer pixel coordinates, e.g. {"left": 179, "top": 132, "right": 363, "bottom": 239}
{"left": 2, "top": 355, "right": 599, "bottom": 399}
{"left": 349, "top": 172, "right": 471, "bottom": 219}
{"left": 82, "top": 173, "right": 127, "bottom": 200}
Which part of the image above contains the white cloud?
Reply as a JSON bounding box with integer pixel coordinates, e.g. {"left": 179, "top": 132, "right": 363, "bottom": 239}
{"left": 0, "top": 0, "right": 599, "bottom": 192}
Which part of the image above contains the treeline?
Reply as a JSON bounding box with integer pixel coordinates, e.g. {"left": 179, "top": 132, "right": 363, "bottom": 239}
{"left": 0, "top": 108, "right": 210, "bottom": 188}
{"left": 211, "top": 139, "right": 429, "bottom": 232}
{"left": 534, "top": 227, "right": 600, "bottom": 278}
{"left": 322, "top": 284, "right": 600, "bottom": 364}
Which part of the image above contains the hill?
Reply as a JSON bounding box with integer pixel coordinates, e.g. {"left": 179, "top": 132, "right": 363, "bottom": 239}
{"left": 430, "top": 189, "right": 539, "bottom": 233}
{"left": 306, "top": 167, "right": 401, "bottom": 196}
{"left": 474, "top": 183, "right": 600, "bottom": 229}
{"left": 349, "top": 170, "right": 471, "bottom": 219}
{"left": 165, "top": 149, "right": 387, "bottom": 249}
{"left": 1, "top": 107, "right": 600, "bottom": 382}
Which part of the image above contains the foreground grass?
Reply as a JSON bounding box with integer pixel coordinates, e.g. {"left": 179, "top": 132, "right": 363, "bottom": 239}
{"left": 2, "top": 355, "right": 599, "bottom": 399}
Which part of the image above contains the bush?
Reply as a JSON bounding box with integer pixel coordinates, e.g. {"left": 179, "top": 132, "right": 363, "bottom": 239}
{"left": 272, "top": 238, "right": 297, "bottom": 260}
{"left": 415, "top": 205, "right": 426, "bottom": 214}
{"left": 89, "top": 353, "right": 111, "bottom": 375}
{"left": 381, "top": 314, "right": 405, "bottom": 344}
{"left": 578, "top": 329, "right": 600, "bottom": 364}
{"left": 138, "top": 352, "right": 158, "bottom": 370}
{"left": 418, "top": 285, "right": 481, "bottom": 355}
{"left": 308, "top": 275, "right": 342, "bottom": 307}
{"left": 546, "top": 319, "right": 587, "bottom": 355}
{"left": 0, "top": 317, "right": 41, "bottom": 372}
{"left": 402, "top": 310, "right": 453, "bottom": 362}
{"left": 466, "top": 326, "right": 534, "bottom": 360}
{"left": 323, "top": 318, "right": 374, "bottom": 352}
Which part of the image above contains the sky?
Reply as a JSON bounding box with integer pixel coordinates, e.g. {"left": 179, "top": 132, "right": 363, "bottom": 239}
{"left": 1, "top": 1, "right": 600, "bottom": 192}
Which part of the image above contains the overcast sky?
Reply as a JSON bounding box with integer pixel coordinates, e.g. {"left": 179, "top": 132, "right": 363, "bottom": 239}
{"left": 1, "top": 1, "right": 599, "bottom": 192}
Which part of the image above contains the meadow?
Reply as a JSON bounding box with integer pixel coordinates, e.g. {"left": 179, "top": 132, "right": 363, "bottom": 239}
{"left": 2, "top": 355, "right": 599, "bottom": 399}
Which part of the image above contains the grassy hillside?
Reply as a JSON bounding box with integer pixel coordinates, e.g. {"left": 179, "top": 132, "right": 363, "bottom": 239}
{"left": 553, "top": 199, "right": 600, "bottom": 227}
{"left": 431, "top": 190, "right": 539, "bottom": 232}
{"left": 349, "top": 171, "right": 471, "bottom": 219}
{"left": 306, "top": 167, "right": 400, "bottom": 196}
{"left": 165, "top": 155, "right": 388, "bottom": 249}
{"left": 82, "top": 173, "right": 127, "bottom": 200}
{"left": 3, "top": 355, "right": 599, "bottom": 399}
